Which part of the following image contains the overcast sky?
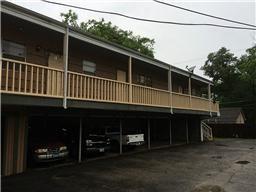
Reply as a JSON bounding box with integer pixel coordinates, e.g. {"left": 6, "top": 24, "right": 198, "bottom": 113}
{"left": 8, "top": 0, "right": 256, "bottom": 79}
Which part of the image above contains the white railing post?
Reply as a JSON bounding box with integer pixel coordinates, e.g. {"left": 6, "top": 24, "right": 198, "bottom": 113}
{"left": 188, "top": 75, "right": 192, "bottom": 108}
{"left": 63, "top": 27, "right": 69, "bottom": 109}
{"left": 208, "top": 84, "right": 212, "bottom": 116}
{"left": 128, "top": 56, "right": 132, "bottom": 103}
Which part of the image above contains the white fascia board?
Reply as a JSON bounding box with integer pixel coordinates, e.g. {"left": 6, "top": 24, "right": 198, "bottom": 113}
{"left": 1, "top": 6, "right": 65, "bottom": 34}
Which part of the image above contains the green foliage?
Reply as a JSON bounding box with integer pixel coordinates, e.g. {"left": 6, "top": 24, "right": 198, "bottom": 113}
{"left": 201, "top": 46, "right": 256, "bottom": 132}
{"left": 61, "top": 10, "right": 155, "bottom": 58}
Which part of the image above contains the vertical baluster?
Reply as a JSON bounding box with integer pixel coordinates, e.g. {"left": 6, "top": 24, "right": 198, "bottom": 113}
{"left": 30, "top": 66, "right": 33, "bottom": 93}
{"left": 80, "top": 76, "right": 83, "bottom": 98}
{"left": 108, "top": 81, "right": 111, "bottom": 101}
{"left": 100, "top": 80, "right": 103, "bottom": 100}
{"left": 76, "top": 74, "right": 79, "bottom": 97}
{"left": 18, "top": 64, "right": 22, "bottom": 92}
{"left": 83, "top": 76, "right": 86, "bottom": 99}
{"left": 91, "top": 78, "right": 94, "bottom": 99}
{"left": 109, "top": 81, "right": 111, "bottom": 101}
{"left": 24, "top": 65, "right": 27, "bottom": 93}
{"left": 36, "top": 67, "right": 39, "bottom": 94}
{"left": 72, "top": 74, "right": 75, "bottom": 98}
{"left": 94, "top": 78, "right": 97, "bottom": 100}
{"left": 46, "top": 69, "right": 49, "bottom": 95}
{"left": 41, "top": 68, "right": 44, "bottom": 94}
{"left": 56, "top": 71, "right": 58, "bottom": 96}
{"left": 68, "top": 73, "right": 70, "bottom": 97}
{"left": 5, "top": 61, "right": 9, "bottom": 91}
{"left": 12, "top": 63, "right": 15, "bottom": 92}
{"left": 87, "top": 77, "right": 90, "bottom": 99}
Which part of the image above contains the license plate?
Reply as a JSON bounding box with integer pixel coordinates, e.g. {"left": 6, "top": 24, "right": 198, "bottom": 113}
{"left": 99, "top": 148, "right": 104, "bottom": 152}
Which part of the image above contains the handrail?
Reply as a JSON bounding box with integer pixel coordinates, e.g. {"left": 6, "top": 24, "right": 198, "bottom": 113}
{"left": 2, "top": 58, "right": 64, "bottom": 72}
{"left": 68, "top": 70, "right": 130, "bottom": 85}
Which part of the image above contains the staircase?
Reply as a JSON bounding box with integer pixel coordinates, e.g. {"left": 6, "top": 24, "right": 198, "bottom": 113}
{"left": 201, "top": 121, "right": 213, "bottom": 141}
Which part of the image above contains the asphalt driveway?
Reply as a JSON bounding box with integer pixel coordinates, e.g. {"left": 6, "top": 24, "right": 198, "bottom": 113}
{"left": 2, "top": 139, "right": 256, "bottom": 192}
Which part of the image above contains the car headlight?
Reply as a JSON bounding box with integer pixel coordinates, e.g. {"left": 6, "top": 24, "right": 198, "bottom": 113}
{"left": 35, "top": 148, "right": 48, "bottom": 153}
{"left": 60, "top": 146, "right": 67, "bottom": 151}
{"left": 86, "top": 140, "right": 93, "bottom": 146}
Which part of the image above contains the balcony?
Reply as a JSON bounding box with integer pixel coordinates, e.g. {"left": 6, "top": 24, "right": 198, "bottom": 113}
{"left": 0, "top": 58, "right": 219, "bottom": 113}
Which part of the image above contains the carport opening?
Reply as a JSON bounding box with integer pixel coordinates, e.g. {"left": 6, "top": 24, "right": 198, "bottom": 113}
{"left": 150, "top": 118, "right": 170, "bottom": 148}
{"left": 27, "top": 116, "right": 79, "bottom": 168}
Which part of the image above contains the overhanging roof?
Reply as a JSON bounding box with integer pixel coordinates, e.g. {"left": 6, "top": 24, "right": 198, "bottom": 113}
{"left": 1, "top": 1, "right": 213, "bottom": 85}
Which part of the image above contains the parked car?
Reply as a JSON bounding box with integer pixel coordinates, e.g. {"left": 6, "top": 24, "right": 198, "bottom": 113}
{"left": 105, "top": 126, "right": 144, "bottom": 149}
{"left": 29, "top": 138, "right": 69, "bottom": 163}
{"left": 85, "top": 134, "right": 111, "bottom": 154}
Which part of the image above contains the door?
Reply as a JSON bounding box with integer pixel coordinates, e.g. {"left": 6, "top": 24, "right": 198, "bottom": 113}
{"left": 117, "top": 70, "right": 126, "bottom": 82}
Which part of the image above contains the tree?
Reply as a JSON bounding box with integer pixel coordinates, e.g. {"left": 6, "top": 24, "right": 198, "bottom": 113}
{"left": 201, "top": 47, "right": 239, "bottom": 102}
{"left": 60, "top": 10, "right": 155, "bottom": 58}
{"left": 201, "top": 46, "right": 256, "bottom": 137}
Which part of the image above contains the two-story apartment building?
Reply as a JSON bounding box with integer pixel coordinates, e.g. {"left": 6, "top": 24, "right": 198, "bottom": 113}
{"left": 1, "top": 1, "right": 219, "bottom": 176}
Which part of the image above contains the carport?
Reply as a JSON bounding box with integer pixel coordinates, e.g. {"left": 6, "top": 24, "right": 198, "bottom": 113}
{"left": 2, "top": 106, "right": 203, "bottom": 175}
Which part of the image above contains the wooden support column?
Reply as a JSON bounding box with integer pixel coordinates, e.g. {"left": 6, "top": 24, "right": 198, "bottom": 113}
{"left": 208, "top": 84, "right": 212, "bottom": 116}
{"left": 128, "top": 56, "right": 132, "bottom": 103}
{"left": 63, "top": 27, "right": 69, "bottom": 109}
{"left": 169, "top": 119, "right": 172, "bottom": 145}
{"left": 186, "top": 119, "right": 189, "bottom": 144}
{"left": 168, "top": 66, "right": 173, "bottom": 113}
{"left": 147, "top": 119, "right": 151, "bottom": 150}
{"left": 78, "top": 117, "right": 83, "bottom": 163}
{"left": 119, "top": 119, "right": 123, "bottom": 155}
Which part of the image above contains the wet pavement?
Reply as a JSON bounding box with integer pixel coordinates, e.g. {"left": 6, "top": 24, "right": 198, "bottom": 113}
{"left": 3, "top": 138, "right": 256, "bottom": 192}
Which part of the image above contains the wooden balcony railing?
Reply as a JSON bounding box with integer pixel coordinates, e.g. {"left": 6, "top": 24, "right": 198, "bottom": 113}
{"left": 0, "top": 58, "right": 219, "bottom": 113}
{"left": 1, "top": 58, "right": 64, "bottom": 98}
{"left": 67, "top": 71, "right": 129, "bottom": 103}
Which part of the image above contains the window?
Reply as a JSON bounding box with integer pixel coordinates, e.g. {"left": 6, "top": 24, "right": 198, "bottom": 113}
{"left": 2, "top": 40, "right": 26, "bottom": 61}
{"left": 82, "top": 60, "right": 96, "bottom": 74}
{"left": 136, "top": 74, "right": 152, "bottom": 86}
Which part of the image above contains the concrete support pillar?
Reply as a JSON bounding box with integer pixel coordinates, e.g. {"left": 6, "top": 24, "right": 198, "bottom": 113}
{"left": 78, "top": 117, "right": 83, "bottom": 163}
{"left": 119, "top": 119, "right": 123, "bottom": 155}
{"left": 63, "top": 27, "right": 69, "bottom": 109}
{"left": 147, "top": 119, "right": 151, "bottom": 150}
{"left": 2, "top": 112, "right": 28, "bottom": 176}
{"left": 169, "top": 119, "right": 172, "bottom": 145}
{"left": 128, "top": 57, "right": 132, "bottom": 103}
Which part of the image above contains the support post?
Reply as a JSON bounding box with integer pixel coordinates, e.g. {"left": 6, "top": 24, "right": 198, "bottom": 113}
{"left": 168, "top": 66, "right": 173, "bottom": 113}
{"left": 119, "top": 119, "right": 122, "bottom": 155}
{"left": 78, "top": 117, "right": 82, "bottom": 163}
{"left": 128, "top": 56, "right": 132, "bottom": 103}
{"left": 169, "top": 118, "right": 172, "bottom": 145}
{"left": 147, "top": 119, "right": 151, "bottom": 150}
{"left": 186, "top": 119, "right": 189, "bottom": 144}
{"left": 63, "top": 27, "right": 69, "bottom": 109}
{"left": 188, "top": 76, "right": 192, "bottom": 108}
{"left": 200, "top": 120, "right": 204, "bottom": 142}
{"left": 208, "top": 84, "right": 212, "bottom": 116}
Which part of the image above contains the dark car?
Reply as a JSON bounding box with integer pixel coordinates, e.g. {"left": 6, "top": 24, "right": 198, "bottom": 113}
{"left": 29, "top": 138, "right": 69, "bottom": 163}
{"left": 85, "top": 134, "right": 110, "bottom": 154}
